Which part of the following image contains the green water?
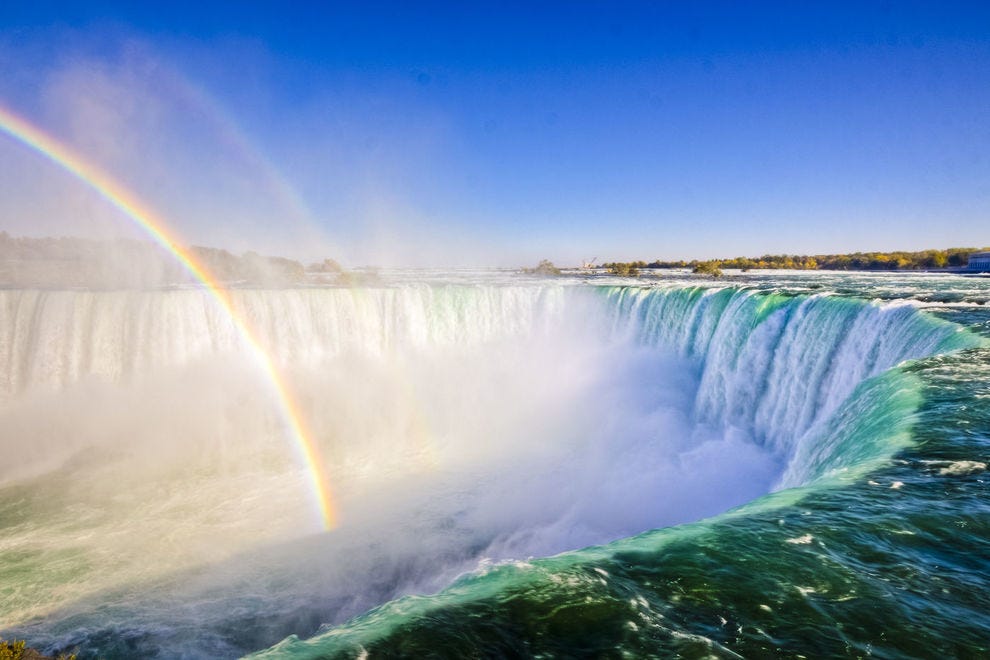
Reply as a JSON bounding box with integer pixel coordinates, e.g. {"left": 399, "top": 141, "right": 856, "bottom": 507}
{"left": 2, "top": 272, "right": 989, "bottom": 658}
{"left": 254, "top": 352, "right": 990, "bottom": 658}
{"left": 251, "top": 275, "right": 990, "bottom": 659}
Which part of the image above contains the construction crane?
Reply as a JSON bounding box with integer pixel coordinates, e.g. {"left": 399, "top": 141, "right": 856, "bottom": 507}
{"left": 582, "top": 257, "right": 598, "bottom": 269}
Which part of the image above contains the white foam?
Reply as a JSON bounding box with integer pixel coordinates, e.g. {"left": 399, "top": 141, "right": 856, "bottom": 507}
{"left": 939, "top": 461, "right": 987, "bottom": 476}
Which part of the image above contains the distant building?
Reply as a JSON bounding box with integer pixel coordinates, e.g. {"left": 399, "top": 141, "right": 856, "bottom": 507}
{"left": 968, "top": 251, "right": 990, "bottom": 271}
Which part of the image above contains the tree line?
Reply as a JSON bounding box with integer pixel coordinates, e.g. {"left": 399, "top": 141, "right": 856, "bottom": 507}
{"left": 602, "top": 247, "right": 986, "bottom": 276}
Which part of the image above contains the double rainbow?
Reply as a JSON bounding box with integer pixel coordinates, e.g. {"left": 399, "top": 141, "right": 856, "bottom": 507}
{"left": 0, "top": 104, "right": 338, "bottom": 529}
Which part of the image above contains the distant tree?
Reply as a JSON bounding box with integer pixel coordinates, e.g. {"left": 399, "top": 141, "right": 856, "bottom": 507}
{"left": 308, "top": 258, "right": 343, "bottom": 273}
{"left": 646, "top": 259, "right": 688, "bottom": 268}
{"left": 693, "top": 261, "right": 723, "bottom": 278}
{"left": 0, "top": 638, "right": 75, "bottom": 660}
{"left": 607, "top": 262, "right": 639, "bottom": 276}
{"left": 923, "top": 251, "right": 948, "bottom": 268}
{"left": 0, "top": 639, "right": 26, "bottom": 660}
{"left": 947, "top": 249, "right": 973, "bottom": 267}
{"left": 272, "top": 256, "right": 306, "bottom": 282}
{"left": 525, "top": 259, "right": 561, "bottom": 275}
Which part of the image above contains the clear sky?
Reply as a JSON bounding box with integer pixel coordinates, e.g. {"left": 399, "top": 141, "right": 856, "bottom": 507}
{"left": 0, "top": 1, "right": 988, "bottom": 266}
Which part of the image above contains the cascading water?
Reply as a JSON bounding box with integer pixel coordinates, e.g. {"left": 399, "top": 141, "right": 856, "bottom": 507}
{"left": 1, "top": 276, "right": 986, "bottom": 658}
{"left": 602, "top": 286, "right": 975, "bottom": 484}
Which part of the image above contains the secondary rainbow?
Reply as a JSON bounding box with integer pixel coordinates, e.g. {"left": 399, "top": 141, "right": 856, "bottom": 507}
{"left": 0, "top": 103, "right": 338, "bottom": 529}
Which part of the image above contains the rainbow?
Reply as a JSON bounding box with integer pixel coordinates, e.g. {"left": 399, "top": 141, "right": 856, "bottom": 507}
{"left": 0, "top": 103, "right": 338, "bottom": 529}
{"left": 167, "top": 74, "right": 315, "bottom": 227}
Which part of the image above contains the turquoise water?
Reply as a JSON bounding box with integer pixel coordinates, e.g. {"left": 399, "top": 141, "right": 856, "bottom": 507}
{"left": 1, "top": 272, "right": 988, "bottom": 657}
{"left": 263, "top": 352, "right": 990, "bottom": 658}
{"left": 251, "top": 276, "right": 990, "bottom": 658}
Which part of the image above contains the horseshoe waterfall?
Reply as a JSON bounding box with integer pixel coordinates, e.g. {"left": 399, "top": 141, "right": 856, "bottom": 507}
{"left": 2, "top": 272, "right": 989, "bottom": 658}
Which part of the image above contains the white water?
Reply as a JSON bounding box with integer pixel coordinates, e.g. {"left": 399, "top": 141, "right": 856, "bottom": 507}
{"left": 602, "top": 287, "right": 972, "bottom": 475}
{"left": 0, "top": 284, "right": 973, "bottom": 656}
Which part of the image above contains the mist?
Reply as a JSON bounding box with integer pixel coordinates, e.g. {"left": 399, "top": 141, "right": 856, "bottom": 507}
{"left": 0, "top": 31, "right": 545, "bottom": 268}
{"left": 0, "top": 286, "right": 782, "bottom": 655}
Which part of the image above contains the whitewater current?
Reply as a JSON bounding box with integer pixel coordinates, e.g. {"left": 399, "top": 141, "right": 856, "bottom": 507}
{"left": 1, "top": 271, "right": 988, "bottom": 658}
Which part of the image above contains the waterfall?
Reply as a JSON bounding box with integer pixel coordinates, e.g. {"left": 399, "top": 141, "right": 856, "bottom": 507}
{"left": 0, "top": 282, "right": 981, "bottom": 658}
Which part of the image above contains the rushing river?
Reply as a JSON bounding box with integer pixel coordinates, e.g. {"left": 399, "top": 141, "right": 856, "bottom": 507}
{"left": 1, "top": 270, "right": 988, "bottom": 658}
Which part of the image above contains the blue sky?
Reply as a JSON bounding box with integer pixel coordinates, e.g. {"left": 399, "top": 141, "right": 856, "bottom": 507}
{"left": 1, "top": 2, "right": 988, "bottom": 266}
